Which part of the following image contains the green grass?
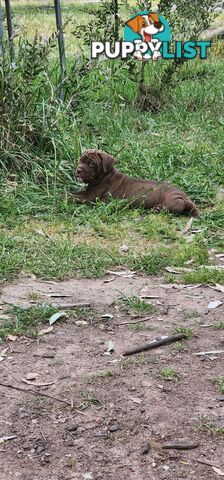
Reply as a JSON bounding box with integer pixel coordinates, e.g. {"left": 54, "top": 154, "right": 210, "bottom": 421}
{"left": 172, "top": 326, "right": 194, "bottom": 339}
{"left": 118, "top": 295, "right": 155, "bottom": 315}
{"left": 0, "top": 304, "right": 58, "bottom": 339}
{"left": 0, "top": 303, "right": 91, "bottom": 339}
{"left": 196, "top": 421, "right": 224, "bottom": 436}
{"left": 0, "top": 2, "right": 224, "bottom": 285}
{"left": 213, "top": 321, "right": 224, "bottom": 330}
{"left": 158, "top": 367, "right": 181, "bottom": 382}
{"left": 211, "top": 376, "right": 224, "bottom": 394}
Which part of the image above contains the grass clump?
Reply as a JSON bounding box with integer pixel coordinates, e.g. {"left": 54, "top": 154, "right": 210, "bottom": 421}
{"left": 211, "top": 376, "right": 224, "bottom": 394}
{"left": 118, "top": 295, "right": 155, "bottom": 315}
{"left": 213, "top": 321, "right": 224, "bottom": 330}
{"left": 158, "top": 367, "right": 181, "bottom": 382}
{"left": 172, "top": 326, "right": 194, "bottom": 339}
{"left": 0, "top": 304, "right": 58, "bottom": 340}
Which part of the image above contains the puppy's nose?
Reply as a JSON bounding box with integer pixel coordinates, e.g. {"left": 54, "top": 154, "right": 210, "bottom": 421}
{"left": 155, "top": 22, "right": 162, "bottom": 29}
{"left": 76, "top": 167, "right": 82, "bottom": 175}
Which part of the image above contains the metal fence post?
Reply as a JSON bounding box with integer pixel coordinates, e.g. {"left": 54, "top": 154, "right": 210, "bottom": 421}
{"left": 54, "top": 0, "right": 66, "bottom": 100}
{"left": 0, "top": 0, "right": 5, "bottom": 62}
{"left": 5, "top": 0, "right": 14, "bottom": 63}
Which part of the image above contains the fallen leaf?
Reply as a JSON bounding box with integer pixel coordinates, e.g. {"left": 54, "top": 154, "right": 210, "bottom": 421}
{"left": 38, "top": 326, "right": 54, "bottom": 336}
{"left": 181, "top": 217, "right": 194, "bottom": 234}
{"left": 7, "top": 334, "right": 17, "bottom": 342}
{"left": 26, "top": 372, "right": 39, "bottom": 381}
{"left": 129, "top": 396, "right": 142, "bottom": 404}
{"left": 207, "top": 299, "right": 223, "bottom": 310}
{"left": 21, "top": 379, "right": 55, "bottom": 387}
{"left": 214, "top": 284, "right": 224, "bottom": 294}
{"left": 0, "top": 435, "right": 17, "bottom": 444}
{"left": 81, "top": 474, "right": 93, "bottom": 480}
{"left": 0, "top": 347, "right": 9, "bottom": 357}
{"left": 75, "top": 320, "right": 88, "bottom": 326}
{"left": 49, "top": 311, "right": 67, "bottom": 326}
{"left": 101, "top": 313, "right": 114, "bottom": 320}
{"left": 103, "top": 276, "right": 115, "bottom": 283}
{"left": 108, "top": 340, "right": 114, "bottom": 353}
{"left": 212, "top": 467, "right": 224, "bottom": 476}
{"left": 120, "top": 244, "right": 129, "bottom": 252}
{"left": 165, "top": 266, "right": 194, "bottom": 274}
{"left": 106, "top": 269, "right": 136, "bottom": 278}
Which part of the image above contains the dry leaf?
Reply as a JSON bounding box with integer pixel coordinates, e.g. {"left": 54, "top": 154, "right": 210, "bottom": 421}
{"left": 26, "top": 372, "right": 39, "bottom": 381}
{"left": 207, "top": 300, "right": 223, "bottom": 310}
{"left": 49, "top": 311, "right": 67, "bottom": 326}
{"left": 120, "top": 244, "right": 129, "bottom": 252}
{"left": 22, "top": 378, "right": 54, "bottom": 387}
{"left": 129, "top": 396, "right": 142, "bottom": 404}
{"left": 0, "top": 435, "right": 17, "bottom": 444}
{"left": 38, "top": 326, "right": 54, "bottom": 336}
{"left": 106, "top": 269, "right": 136, "bottom": 278}
{"left": 101, "top": 313, "right": 114, "bottom": 320}
{"left": 103, "top": 276, "right": 115, "bottom": 283}
{"left": 212, "top": 467, "right": 224, "bottom": 476}
{"left": 76, "top": 320, "right": 88, "bottom": 326}
{"left": 165, "top": 266, "right": 194, "bottom": 274}
{"left": 181, "top": 217, "right": 193, "bottom": 234}
{"left": 7, "top": 334, "right": 17, "bottom": 342}
{"left": 214, "top": 284, "right": 224, "bottom": 293}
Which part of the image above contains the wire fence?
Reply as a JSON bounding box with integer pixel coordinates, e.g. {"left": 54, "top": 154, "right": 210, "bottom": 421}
{"left": 0, "top": 0, "right": 66, "bottom": 85}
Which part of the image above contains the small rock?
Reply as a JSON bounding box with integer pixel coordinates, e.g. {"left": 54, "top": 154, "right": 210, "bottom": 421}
{"left": 109, "top": 424, "right": 119, "bottom": 432}
{"left": 67, "top": 423, "right": 79, "bottom": 432}
{"left": 142, "top": 441, "right": 150, "bottom": 454}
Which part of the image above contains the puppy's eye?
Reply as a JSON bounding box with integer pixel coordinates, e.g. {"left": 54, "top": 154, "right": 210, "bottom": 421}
{"left": 89, "top": 162, "right": 95, "bottom": 168}
{"left": 142, "top": 21, "right": 147, "bottom": 26}
{"left": 148, "top": 20, "right": 153, "bottom": 25}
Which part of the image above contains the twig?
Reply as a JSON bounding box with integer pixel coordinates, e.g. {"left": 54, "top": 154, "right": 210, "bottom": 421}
{"left": 116, "top": 317, "right": 152, "bottom": 326}
{"left": 0, "top": 382, "right": 86, "bottom": 415}
{"left": 123, "top": 333, "right": 187, "bottom": 356}
{"left": 3, "top": 302, "right": 90, "bottom": 310}
{"left": 194, "top": 350, "right": 224, "bottom": 356}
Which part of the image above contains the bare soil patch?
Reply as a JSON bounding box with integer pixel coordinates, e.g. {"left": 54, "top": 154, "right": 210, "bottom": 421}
{"left": 0, "top": 275, "right": 224, "bottom": 480}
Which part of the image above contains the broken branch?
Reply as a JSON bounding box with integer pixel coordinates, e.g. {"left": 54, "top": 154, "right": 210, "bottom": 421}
{"left": 123, "top": 333, "right": 187, "bottom": 356}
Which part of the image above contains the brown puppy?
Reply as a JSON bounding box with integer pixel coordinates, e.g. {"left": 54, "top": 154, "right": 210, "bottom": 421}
{"left": 74, "top": 149, "right": 199, "bottom": 217}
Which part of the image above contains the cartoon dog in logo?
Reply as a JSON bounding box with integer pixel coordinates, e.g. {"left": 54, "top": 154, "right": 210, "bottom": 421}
{"left": 126, "top": 12, "right": 164, "bottom": 60}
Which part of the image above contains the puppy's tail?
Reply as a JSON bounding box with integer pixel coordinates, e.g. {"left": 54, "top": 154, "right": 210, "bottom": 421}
{"left": 184, "top": 198, "right": 200, "bottom": 218}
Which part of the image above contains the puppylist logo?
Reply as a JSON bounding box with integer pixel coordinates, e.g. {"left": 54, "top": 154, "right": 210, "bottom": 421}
{"left": 91, "top": 11, "right": 211, "bottom": 61}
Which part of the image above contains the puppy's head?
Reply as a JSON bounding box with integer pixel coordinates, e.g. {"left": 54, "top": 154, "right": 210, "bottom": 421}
{"left": 76, "top": 149, "right": 117, "bottom": 185}
{"left": 126, "top": 13, "right": 163, "bottom": 41}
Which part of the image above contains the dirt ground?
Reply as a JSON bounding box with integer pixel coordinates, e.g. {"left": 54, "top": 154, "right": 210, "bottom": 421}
{"left": 0, "top": 273, "right": 224, "bottom": 480}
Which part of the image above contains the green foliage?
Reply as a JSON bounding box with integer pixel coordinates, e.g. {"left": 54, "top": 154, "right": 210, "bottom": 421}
{"left": 118, "top": 295, "right": 155, "bottom": 314}
{"left": 0, "top": 304, "right": 58, "bottom": 339}
{"left": 158, "top": 367, "right": 181, "bottom": 381}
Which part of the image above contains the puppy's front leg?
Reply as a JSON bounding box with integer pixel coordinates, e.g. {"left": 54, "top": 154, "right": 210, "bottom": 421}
{"left": 72, "top": 191, "right": 97, "bottom": 204}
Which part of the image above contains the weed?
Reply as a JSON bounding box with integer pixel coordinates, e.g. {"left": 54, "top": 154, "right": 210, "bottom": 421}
{"left": 118, "top": 295, "right": 155, "bottom": 315}
{"left": 89, "top": 370, "right": 115, "bottom": 380}
{"left": 172, "top": 326, "right": 194, "bottom": 339}
{"left": 173, "top": 342, "right": 186, "bottom": 352}
{"left": 196, "top": 420, "right": 224, "bottom": 436}
{"left": 213, "top": 321, "right": 224, "bottom": 330}
{"left": 0, "top": 304, "right": 58, "bottom": 339}
{"left": 27, "top": 290, "right": 41, "bottom": 301}
{"left": 128, "top": 322, "right": 150, "bottom": 331}
{"left": 211, "top": 376, "right": 224, "bottom": 394}
{"left": 158, "top": 367, "right": 181, "bottom": 382}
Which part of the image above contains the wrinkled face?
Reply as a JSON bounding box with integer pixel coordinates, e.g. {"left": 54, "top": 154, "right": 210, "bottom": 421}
{"left": 76, "top": 149, "right": 117, "bottom": 185}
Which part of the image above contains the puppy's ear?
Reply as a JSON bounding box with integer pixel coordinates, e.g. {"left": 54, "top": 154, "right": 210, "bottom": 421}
{"left": 100, "top": 151, "right": 117, "bottom": 174}
{"left": 126, "top": 15, "right": 141, "bottom": 33}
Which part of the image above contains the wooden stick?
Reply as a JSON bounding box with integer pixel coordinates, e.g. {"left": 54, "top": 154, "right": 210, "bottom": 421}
{"left": 194, "top": 350, "right": 224, "bottom": 356}
{"left": 0, "top": 382, "right": 86, "bottom": 415}
{"left": 116, "top": 317, "right": 152, "bottom": 326}
{"left": 123, "top": 333, "right": 187, "bottom": 356}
